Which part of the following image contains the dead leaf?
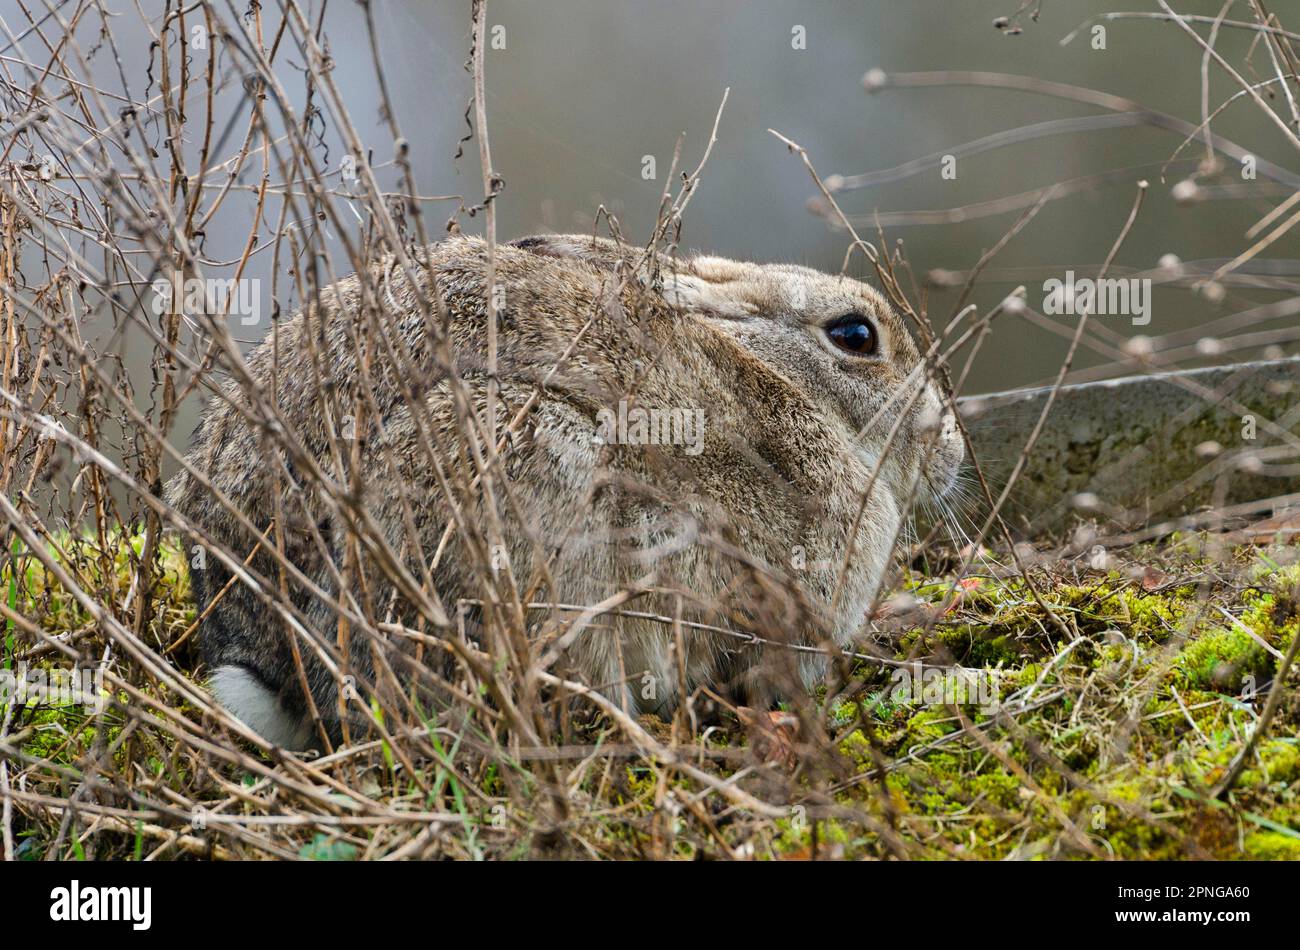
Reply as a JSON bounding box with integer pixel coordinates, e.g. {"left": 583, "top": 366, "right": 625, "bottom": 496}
{"left": 1141, "top": 566, "right": 1169, "bottom": 590}
{"left": 736, "top": 706, "right": 799, "bottom": 772}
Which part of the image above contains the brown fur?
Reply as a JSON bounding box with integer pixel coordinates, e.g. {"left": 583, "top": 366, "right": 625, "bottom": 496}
{"left": 166, "top": 234, "right": 962, "bottom": 747}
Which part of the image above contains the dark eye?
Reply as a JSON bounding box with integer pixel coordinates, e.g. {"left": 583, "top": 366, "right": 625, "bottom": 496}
{"left": 826, "top": 315, "right": 878, "bottom": 356}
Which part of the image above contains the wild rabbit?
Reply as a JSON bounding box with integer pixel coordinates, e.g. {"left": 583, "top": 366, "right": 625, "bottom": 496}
{"left": 166, "top": 234, "right": 963, "bottom": 748}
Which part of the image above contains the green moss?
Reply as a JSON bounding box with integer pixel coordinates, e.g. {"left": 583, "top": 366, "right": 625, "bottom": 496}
{"left": 773, "top": 816, "right": 853, "bottom": 855}
{"left": 900, "top": 623, "right": 1024, "bottom": 666}
{"left": 839, "top": 729, "right": 874, "bottom": 768}
{"left": 968, "top": 769, "right": 1022, "bottom": 810}
{"left": 900, "top": 708, "right": 957, "bottom": 748}
{"left": 1174, "top": 626, "right": 1274, "bottom": 692}
{"left": 1056, "top": 583, "right": 1189, "bottom": 638}
{"left": 9, "top": 523, "right": 1300, "bottom": 860}
{"left": 1243, "top": 831, "right": 1300, "bottom": 860}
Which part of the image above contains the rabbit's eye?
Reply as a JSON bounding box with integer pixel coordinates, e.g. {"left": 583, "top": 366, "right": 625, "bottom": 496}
{"left": 826, "top": 315, "right": 878, "bottom": 356}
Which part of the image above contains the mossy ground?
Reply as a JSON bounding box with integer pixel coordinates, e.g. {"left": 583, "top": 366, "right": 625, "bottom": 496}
{"left": 3, "top": 532, "right": 1298, "bottom": 860}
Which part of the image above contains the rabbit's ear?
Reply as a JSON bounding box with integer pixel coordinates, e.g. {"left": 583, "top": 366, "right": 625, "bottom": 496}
{"left": 508, "top": 234, "right": 633, "bottom": 269}
{"left": 657, "top": 272, "right": 757, "bottom": 319}
{"left": 509, "top": 235, "right": 755, "bottom": 318}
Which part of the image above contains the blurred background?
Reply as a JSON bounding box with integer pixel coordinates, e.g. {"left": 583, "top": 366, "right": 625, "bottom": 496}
{"left": 5, "top": 0, "right": 1299, "bottom": 444}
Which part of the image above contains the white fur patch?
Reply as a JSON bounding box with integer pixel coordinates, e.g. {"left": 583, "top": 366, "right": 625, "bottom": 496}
{"left": 209, "top": 665, "right": 313, "bottom": 750}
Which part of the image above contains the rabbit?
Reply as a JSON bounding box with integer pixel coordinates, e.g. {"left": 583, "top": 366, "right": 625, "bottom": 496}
{"left": 165, "top": 234, "right": 964, "bottom": 749}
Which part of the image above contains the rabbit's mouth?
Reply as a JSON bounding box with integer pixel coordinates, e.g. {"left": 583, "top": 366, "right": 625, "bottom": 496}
{"left": 918, "top": 409, "right": 966, "bottom": 502}
{"left": 922, "top": 453, "right": 964, "bottom": 501}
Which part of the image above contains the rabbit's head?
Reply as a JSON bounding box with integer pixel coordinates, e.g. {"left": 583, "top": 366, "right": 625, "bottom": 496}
{"left": 510, "top": 235, "right": 965, "bottom": 513}
{"left": 659, "top": 252, "right": 964, "bottom": 505}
